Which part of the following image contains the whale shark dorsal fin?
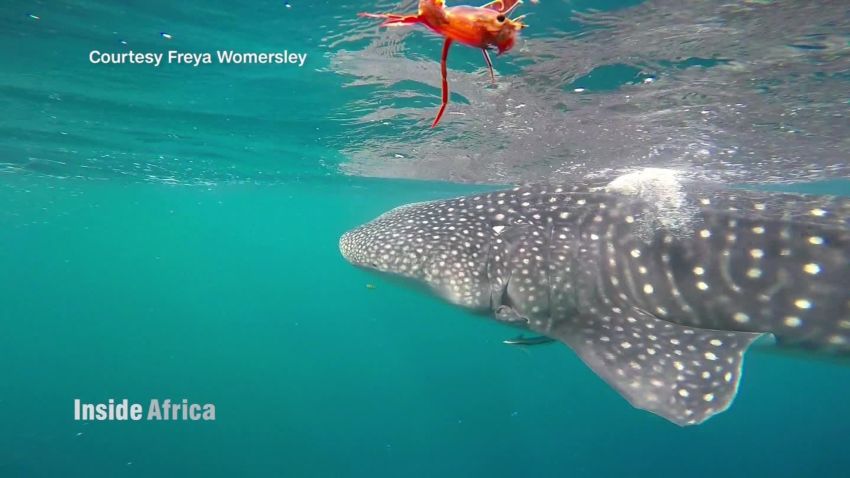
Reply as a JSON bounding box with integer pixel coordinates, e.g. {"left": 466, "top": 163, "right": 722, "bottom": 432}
{"left": 549, "top": 307, "right": 763, "bottom": 426}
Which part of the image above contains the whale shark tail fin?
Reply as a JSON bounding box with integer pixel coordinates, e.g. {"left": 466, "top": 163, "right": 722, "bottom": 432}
{"left": 548, "top": 306, "right": 762, "bottom": 426}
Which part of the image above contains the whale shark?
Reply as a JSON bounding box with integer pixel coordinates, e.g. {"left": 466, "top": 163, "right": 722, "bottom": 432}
{"left": 339, "top": 171, "right": 850, "bottom": 425}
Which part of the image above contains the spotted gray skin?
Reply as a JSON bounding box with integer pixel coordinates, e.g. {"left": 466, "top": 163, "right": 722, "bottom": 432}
{"left": 339, "top": 182, "right": 850, "bottom": 425}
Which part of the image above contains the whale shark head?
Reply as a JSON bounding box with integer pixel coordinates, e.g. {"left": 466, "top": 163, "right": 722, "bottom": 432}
{"left": 339, "top": 199, "right": 497, "bottom": 311}
{"left": 340, "top": 185, "right": 621, "bottom": 326}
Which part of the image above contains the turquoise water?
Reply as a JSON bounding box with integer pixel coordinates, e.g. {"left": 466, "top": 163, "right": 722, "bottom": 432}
{"left": 2, "top": 0, "right": 850, "bottom": 477}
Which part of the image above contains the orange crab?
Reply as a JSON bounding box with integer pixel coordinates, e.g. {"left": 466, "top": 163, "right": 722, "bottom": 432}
{"left": 360, "top": 0, "right": 528, "bottom": 127}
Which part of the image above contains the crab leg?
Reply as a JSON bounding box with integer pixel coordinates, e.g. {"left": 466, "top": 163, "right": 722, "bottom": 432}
{"left": 502, "top": 0, "right": 523, "bottom": 16}
{"left": 482, "top": 49, "right": 495, "bottom": 83}
{"left": 479, "top": 0, "right": 504, "bottom": 9}
{"left": 431, "top": 38, "right": 453, "bottom": 128}
{"left": 358, "top": 12, "right": 421, "bottom": 27}
{"left": 480, "top": 0, "right": 523, "bottom": 14}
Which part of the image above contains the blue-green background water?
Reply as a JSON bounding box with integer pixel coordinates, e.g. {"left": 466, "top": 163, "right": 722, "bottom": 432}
{"left": 2, "top": 0, "right": 850, "bottom": 477}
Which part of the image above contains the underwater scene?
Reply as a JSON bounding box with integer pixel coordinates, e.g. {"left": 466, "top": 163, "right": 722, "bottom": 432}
{"left": 2, "top": 0, "right": 850, "bottom": 476}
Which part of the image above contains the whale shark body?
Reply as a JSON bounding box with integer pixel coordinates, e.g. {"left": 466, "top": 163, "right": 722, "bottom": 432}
{"left": 339, "top": 172, "right": 850, "bottom": 425}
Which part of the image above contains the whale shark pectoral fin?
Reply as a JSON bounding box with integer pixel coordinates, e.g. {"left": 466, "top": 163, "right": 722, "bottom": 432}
{"left": 550, "top": 307, "right": 763, "bottom": 426}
